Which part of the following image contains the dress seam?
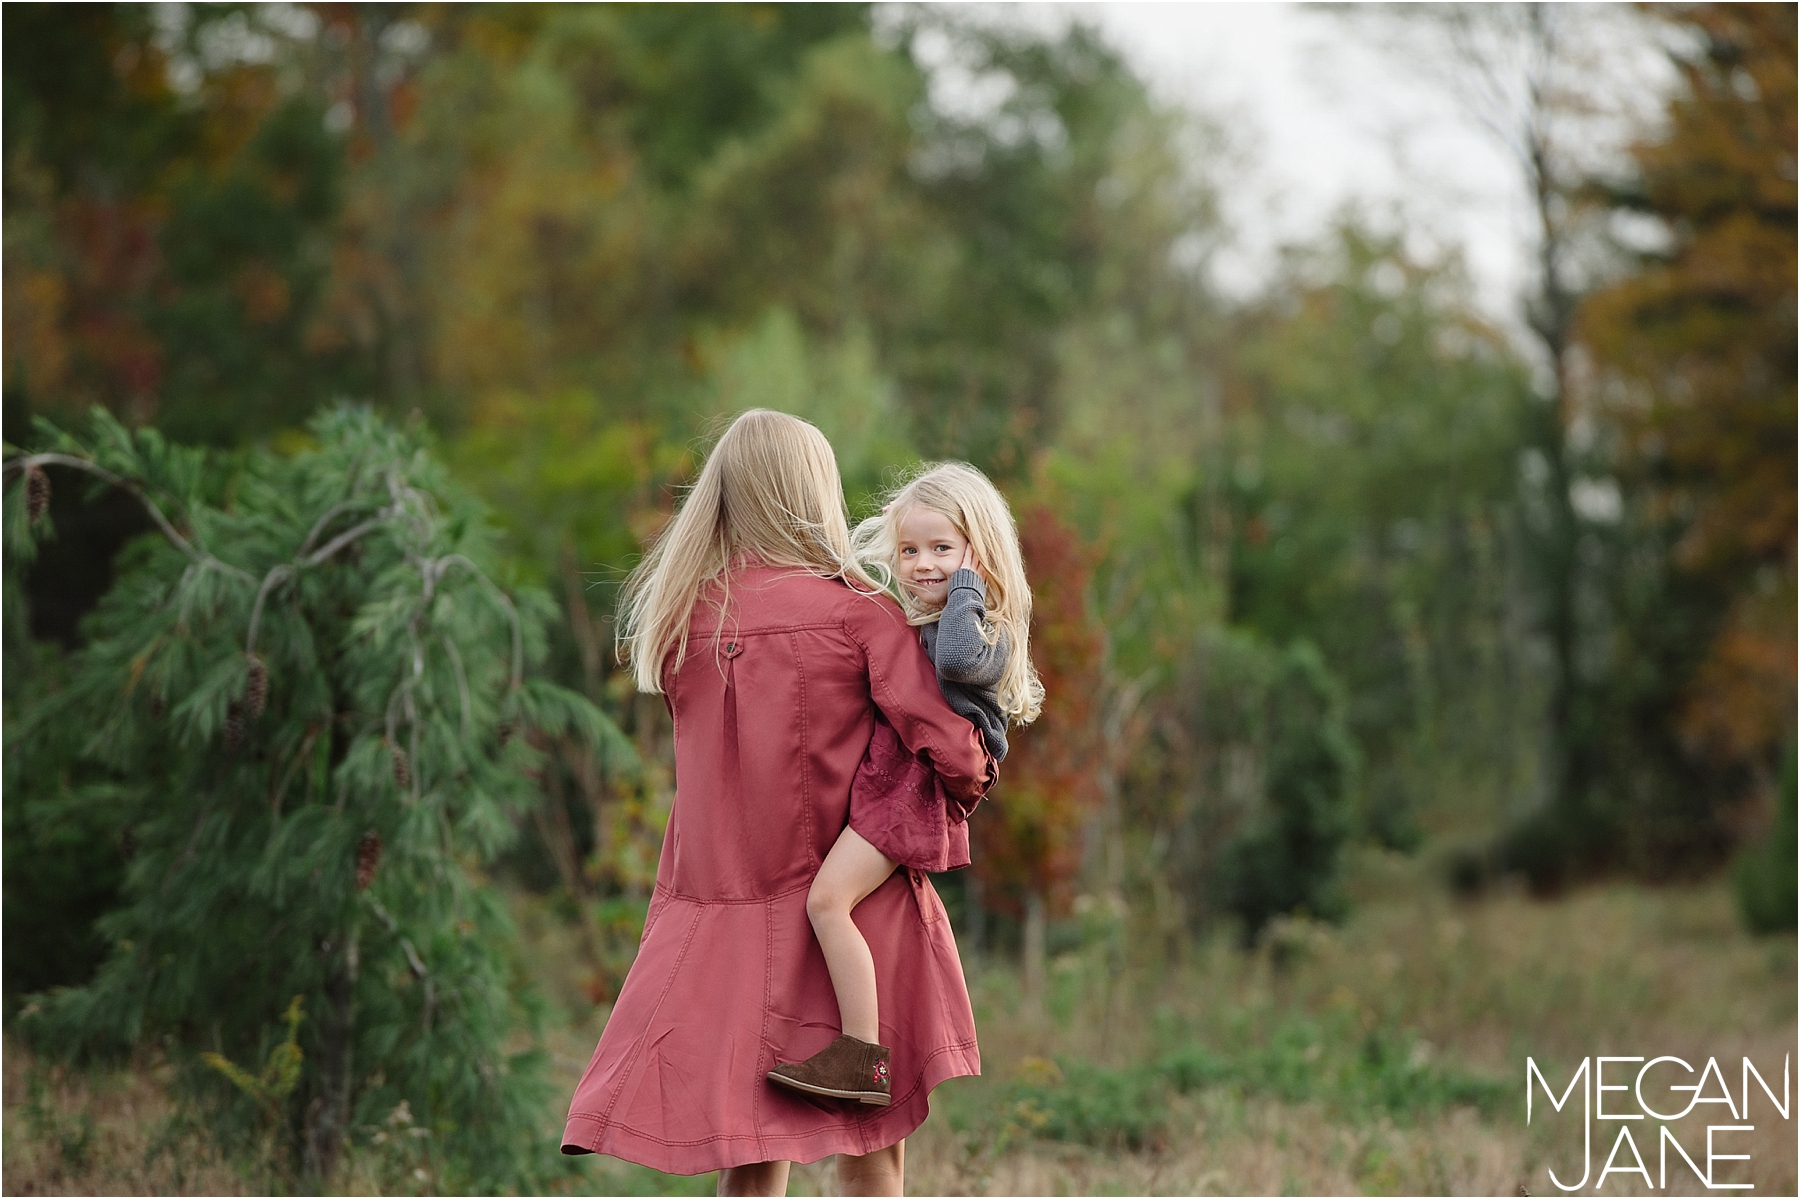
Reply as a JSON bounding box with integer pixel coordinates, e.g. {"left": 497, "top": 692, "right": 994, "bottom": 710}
{"left": 592, "top": 903, "right": 703, "bottom": 1132}
{"left": 687, "top": 620, "right": 842, "bottom": 637}
{"left": 754, "top": 895, "right": 775, "bottom": 1157}
{"left": 653, "top": 879, "right": 813, "bottom": 906}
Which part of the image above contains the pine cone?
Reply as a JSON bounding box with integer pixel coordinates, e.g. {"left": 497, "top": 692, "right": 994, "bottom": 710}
{"left": 24, "top": 465, "right": 48, "bottom": 524}
{"left": 355, "top": 830, "right": 382, "bottom": 890}
{"left": 390, "top": 742, "right": 411, "bottom": 790}
{"left": 243, "top": 655, "right": 268, "bottom": 721}
{"left": 224, "top": 700, "right": 247, "bottom": 752}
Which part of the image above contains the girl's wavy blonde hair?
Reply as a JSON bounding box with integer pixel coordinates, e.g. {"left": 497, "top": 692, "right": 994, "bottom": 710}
{"left": 852, "top": 461, "right": 1044, "bottom": 726}
{"left": 616, "top": 409, "right": 883, "bottom": 692}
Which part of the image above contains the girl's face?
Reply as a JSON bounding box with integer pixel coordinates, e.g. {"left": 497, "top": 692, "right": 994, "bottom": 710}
{"left": 894, "top": 505, "right": 972, "bottom": 609}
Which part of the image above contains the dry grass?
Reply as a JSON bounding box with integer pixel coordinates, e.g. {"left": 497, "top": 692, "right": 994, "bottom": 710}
{"left": 981, "top": 848, "right": 1796, "bottom": 1081}
{"left": 7, "top": 856, "right": 1795, "bottom": 1196}
{"left": 1, "top": 1047, "right": 246, "bottom": 1196}
{"left": 784, "top": 854, "right": 1798, "bottom": 1197}
{"left": 898, "top": 1100, "right": 1527, "bottom": 1197}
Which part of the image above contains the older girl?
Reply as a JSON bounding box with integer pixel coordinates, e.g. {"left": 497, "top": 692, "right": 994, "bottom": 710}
{"left": 561, "top": 413, "right": 992, "bottom": 1197}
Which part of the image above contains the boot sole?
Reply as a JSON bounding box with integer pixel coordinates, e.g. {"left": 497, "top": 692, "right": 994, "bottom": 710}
{"left": 765, "top": 1070, "right": 892, "bottom": 1106}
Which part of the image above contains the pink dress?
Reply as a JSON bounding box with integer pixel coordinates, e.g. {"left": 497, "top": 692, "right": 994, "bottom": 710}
{"left": 847, "top": 718, "right": 972, "bottom": 872}
{"left": 561, "top": 564, "right": 995, "bottom": 1174}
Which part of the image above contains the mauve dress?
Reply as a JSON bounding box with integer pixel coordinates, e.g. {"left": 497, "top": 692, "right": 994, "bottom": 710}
{"left": 561, "top": 564, "right": 993, "bottom": 1174}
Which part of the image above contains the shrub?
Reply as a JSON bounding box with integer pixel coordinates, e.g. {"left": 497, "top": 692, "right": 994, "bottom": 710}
{"left": 1159, "top": 1013, "right": 1507, "bottom": 1121}
{"left": 1003, "top": 1059, "right": 1170, "bottom": 1152}
{"left": 4, "top": 407, "right": 626, "bottom": 1190}
{"left": 1218, "top": 641, "right": 1357, "bottom": 939}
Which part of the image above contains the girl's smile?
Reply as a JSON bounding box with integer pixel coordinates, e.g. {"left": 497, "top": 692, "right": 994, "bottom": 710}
{"left": 895, "top": 506, "right": 974, "bottom": 607}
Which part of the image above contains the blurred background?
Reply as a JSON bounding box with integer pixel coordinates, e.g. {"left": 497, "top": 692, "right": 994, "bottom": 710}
{"left": 3, "top": 3, "right": 1793, "bottom": 1194}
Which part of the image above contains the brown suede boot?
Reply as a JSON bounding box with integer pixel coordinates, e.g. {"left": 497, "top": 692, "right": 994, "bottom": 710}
{"left": 766, "top": 1034, "right": 893, "bottom": 1106}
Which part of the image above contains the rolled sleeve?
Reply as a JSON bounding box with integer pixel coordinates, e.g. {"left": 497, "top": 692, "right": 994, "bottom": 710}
{"left": 843, "top": 595, "right": 995, "bottom": 804}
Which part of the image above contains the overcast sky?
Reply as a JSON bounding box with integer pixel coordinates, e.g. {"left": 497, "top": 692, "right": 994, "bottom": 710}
{"left": 1065, "top": 3, "right": 1676, "bottom": 327}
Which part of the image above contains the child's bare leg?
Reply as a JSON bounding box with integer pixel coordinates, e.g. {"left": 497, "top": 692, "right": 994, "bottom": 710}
{"left": 805, "top": 828, "right": 897, "bottom": 1044}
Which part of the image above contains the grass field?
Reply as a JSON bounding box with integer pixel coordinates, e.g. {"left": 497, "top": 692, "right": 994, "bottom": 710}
{"left": 6, "top": 851, "right": 1794, "bottom": 1195}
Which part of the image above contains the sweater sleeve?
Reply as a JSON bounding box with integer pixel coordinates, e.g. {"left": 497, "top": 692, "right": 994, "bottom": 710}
{"left": 931, "top": 568, "right": 1009, "bottom": 689}
{"left": 843, "top": 591, "right": 995, "bottom": 804}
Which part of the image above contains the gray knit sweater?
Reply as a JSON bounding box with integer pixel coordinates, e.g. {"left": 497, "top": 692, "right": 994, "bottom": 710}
{"left": 918, "top": 568, "right": 1010, "bottom": 762}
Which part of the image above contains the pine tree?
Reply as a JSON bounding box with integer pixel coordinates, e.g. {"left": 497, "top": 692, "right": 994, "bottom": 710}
{"left": 3, "top": 406, "right": 632, "bottom": 1189}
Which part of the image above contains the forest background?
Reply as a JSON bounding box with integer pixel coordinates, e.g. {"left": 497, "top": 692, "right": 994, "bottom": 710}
{"left": 2, "top": 3, "right": 1794, "bottom": 1195}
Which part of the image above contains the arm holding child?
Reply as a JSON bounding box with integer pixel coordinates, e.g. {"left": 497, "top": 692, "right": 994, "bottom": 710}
{"left": 932, "top": 548, "right": 1010, "bottom": 690}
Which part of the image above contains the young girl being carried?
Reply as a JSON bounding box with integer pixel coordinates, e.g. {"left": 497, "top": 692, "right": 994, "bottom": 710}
{"left": 766, "top": 462, "right": 1043, "bottom": 1106}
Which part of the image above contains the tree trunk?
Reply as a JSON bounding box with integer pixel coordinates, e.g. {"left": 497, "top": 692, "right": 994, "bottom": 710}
{"left": 534, "top": 763, "right": 607, "bottom": 970}
{"left": 1524, "top": 72, "right": 1592, "bottom": 836}
{"left": 1022, "top": 891, "right": 1047, "bottom": 1013}
{"left": 301, "top": 952, "right": 355, "bottom": 1184}
{"left": 561, "top": 540, "right": 605, "bottom": 700}
{"left": 964, "top": 870, "right": 986, "bottom": 959}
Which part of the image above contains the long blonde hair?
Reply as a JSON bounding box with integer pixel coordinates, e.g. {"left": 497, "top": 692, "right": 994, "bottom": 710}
{"left": 616, "top": 409, "right": 882, "bottom": 692}
{"left": 852, "top": 462, "right": 1044, "bottom": 726}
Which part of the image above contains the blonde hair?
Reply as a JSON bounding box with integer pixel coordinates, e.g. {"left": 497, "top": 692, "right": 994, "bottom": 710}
{"left": 852, "top": 462, "right": 1044, "bottom": 726}
{"left": 616, "top": 409, "right": 882, "bottom": 692}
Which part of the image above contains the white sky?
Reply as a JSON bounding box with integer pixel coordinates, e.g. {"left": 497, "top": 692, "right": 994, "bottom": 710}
{"left": 1060, "top": 2, "right": 1675, "bottom": 327}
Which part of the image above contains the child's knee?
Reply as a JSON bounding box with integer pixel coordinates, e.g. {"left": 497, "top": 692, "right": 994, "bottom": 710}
{"left": 806, "top": 878, "right": 848, "bottom": 927}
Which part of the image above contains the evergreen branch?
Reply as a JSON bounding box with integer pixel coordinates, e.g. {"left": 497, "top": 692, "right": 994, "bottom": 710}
{"left": 269, "top": 722, "right": 324, "bottom": 818}
{"left": 2, "top": 451, "right": 256, "bottom": 585}
{"left": 299, "top": 501, "right": 357, "bottom": 556}
{"left": 439, "top": 634, "right": 473, "bottom": 740}
{"left": 163, "top": 804, "right": 217, "bottom": 891}
{"left": 337, "top": 721, "right": 379, "bottom": 811}
{"left": 366, "top": 898, "right": 430, "bottom": 980}
{"left": 375, "top": 550, "right": 451, "bottom": 792}
{"left": 246, "top": 566, "right": 297, "bottom": 657}
{"left": 305, "top": 517, "right": 384, "bottom": 567}
{"left": 406, "top": 685, "right": 422, "bottom": 804}
{"left": 436, "top": 554, "right": 524, "bottom": 690}
{"left": 248, "top": 513, "right": 389, "bottom": 655}
{"left": 383, "top": 468, "right": 439, "bottom": 546}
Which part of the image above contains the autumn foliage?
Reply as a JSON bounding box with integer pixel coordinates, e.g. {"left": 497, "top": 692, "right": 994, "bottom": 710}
{"left": 971, "top": 503, "right": 1106, "bottom": 919}
{"left": 1581, "top": 4, "right": 1796, "bottom": 774}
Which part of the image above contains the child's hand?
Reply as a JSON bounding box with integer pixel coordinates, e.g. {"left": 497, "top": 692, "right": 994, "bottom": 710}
{"left": 959, "top": 544, "right": 980, "bottom": 575}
